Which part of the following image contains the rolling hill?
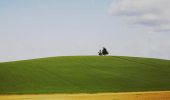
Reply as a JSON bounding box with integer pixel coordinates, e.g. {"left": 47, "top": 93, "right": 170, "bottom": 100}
{"left": 0, "top": 56, "right": 170, "bottom": 94}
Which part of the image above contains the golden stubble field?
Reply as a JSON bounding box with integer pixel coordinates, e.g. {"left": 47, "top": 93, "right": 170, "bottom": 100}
{"left": 0, "top": 91, "right": 170, "bottom": 100}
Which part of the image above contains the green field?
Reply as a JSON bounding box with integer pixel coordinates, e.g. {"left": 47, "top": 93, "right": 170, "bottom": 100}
{"left": 0, "top": 56, "right": 170, "bottom": 94}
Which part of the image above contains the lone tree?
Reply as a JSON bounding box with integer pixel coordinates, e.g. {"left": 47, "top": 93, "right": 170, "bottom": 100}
{"left": 98, "top": 50, "right": 102, "bottom": 56}
{"left": 102, "top": 47, "right": 109, "bottom": 56}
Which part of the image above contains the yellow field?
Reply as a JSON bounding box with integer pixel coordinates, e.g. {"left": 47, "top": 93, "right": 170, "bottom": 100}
{"left": 0, "top": 91, "right": 170, "bottom": 100}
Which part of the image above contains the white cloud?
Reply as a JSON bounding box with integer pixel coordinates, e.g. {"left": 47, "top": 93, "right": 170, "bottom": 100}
{"left": 109, "top": 0, "right": 170, "bottom": 32}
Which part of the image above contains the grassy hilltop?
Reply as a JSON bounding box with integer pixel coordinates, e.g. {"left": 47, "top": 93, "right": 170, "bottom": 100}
{"left": 0, "top": 56, "right": 170, "bottom": 94}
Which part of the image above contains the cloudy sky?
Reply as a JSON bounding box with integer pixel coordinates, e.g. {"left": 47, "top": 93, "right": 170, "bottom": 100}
{"left": 0, "top": 0, "right": 170, "bottom": 62}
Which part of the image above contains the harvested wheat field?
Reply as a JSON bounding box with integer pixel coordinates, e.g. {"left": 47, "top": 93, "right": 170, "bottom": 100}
{"left": 0, "top": 91, "right": 170, "bottom": 100}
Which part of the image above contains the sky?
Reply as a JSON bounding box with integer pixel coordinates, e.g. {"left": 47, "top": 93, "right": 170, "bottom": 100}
{"left": 0, "top": 0, "right": 170, "bottom": 62}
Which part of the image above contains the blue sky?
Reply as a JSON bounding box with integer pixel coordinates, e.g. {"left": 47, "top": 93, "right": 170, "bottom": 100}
{"left": 0, "top": 0, "right": 170, "bottom": 62}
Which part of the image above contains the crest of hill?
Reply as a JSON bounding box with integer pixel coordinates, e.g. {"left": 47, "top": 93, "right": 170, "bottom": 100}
{"left": 0, "top": 56, "right": 170, "bottom": 94}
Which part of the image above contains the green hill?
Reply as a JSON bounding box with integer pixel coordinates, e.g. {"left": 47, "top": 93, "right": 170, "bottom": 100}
{"left": 0, "top": 56, "right": 170, "bottom": 94}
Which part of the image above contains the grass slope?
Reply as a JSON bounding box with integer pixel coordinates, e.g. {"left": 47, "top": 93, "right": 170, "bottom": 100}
{"left": 0, "top": 56, "right": 170, "bottom": 94}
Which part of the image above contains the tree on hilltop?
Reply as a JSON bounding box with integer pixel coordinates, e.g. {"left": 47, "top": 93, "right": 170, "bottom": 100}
{"left": 102, "top": 47, "right": 109, "bottom": 56}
